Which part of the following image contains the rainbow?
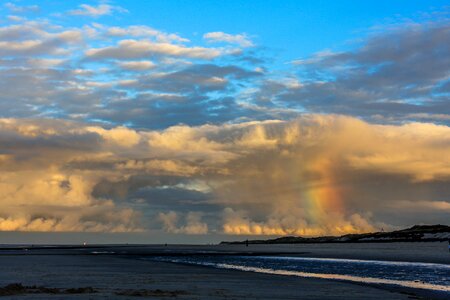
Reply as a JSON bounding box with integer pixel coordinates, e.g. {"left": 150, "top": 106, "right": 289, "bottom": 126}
{"left": 293, "top": 158, "right": 347, "bottom": 235}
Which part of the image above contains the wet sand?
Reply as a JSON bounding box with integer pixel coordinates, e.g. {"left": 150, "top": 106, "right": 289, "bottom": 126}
{"left": 0, "top": 242, "right": 448, "bottom": 299}
{"left": 0, "top": 254, "right": 414, "bottom": 299}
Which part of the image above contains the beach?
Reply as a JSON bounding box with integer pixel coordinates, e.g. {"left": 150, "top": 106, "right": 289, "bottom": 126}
{"left": 0, "top": 242, "right": 448, "bottom": 299}
{"left": 0, "top": 253, "right": 413, "bottom": 299}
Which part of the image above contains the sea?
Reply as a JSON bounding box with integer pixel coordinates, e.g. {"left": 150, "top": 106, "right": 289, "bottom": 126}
{"left": 146, "top": 254, "right": 450, "bottom": 293}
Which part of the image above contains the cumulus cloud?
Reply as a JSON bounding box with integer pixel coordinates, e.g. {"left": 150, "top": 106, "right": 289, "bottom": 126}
{"left": 0, "top": 116, "right": 448, "bottom": 234}
{"left": 4, "top": 2, "right": 39, "bottom": 13}
{"left": 7, "top": 15, "right": 25, "bottom": 22}
{"left": 85, "top": 39, "right": 222, "bottom": 60}
{"left": 118, "top": 60, "right": 156, "bottom": 71}
{"left": 213, "top": 116, "right": 450, "bottom": 234}
{"left": 0, "top": 3, "right": 449, "bottom": 237}
{"left": 222, "top": 208, "right": 375, "bottom": 236}
{"left": 0, "top": 22, "right": 82, "bottom": 56}
{"left": 204, "top": 32, "right": 254, "bottom": 47}
{"left": 256, "top": 21, "right": 450, "bottom": 124}
{"left": 106, "top": 25, "right": 188, "bottom": 43}
{"left": 120, "top": 64, "right": 261, "bottom": 94}
{"left": 0, "top": 18, "right": 257, "bottom": 126}
{"left": 0, "top": 119, "right": 143, "bottom": 232}
{"left": 69, "top": 4, "right": 128, "bottom": 17}
{"left": 159, "top": 211, "right": 208, "bottom": 234}
{"left": 3, "top": 6, "right": 447, "bottom": 131}
{"left": 0, "top": 4, "right": 448, "bottom": 131}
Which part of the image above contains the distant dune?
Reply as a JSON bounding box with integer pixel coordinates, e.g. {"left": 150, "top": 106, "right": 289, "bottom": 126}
{"left": 221, "top": 225, "right": 450, "bottom": 244}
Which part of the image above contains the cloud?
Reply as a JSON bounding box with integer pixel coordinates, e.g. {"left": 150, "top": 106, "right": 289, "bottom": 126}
{"left": 86, "top": 126, "right": 141, "bottom": 147}
{"left": 106, "top": 25, "right": 188, "bottom": 43}
{"left": 118, "top": 60, "right": 156, "bottom": 71}
{"left": 69, "top": 4, "right": 128, "bottom": 17}
{"left": 256, "top": 21, "right": 450, "bottom": 124}
{"left": 212, "top": 116, "right": 450, "bottom": 234}
{"left": 120, "top": 64, "right": 261, "bottom": 93}
{"left": 85, "top": 39, "right": 222, "bottom": 60}
{"left": 0, "top": 5, "right": 449, "bottom": 236}
{"left": 0, "top": 22, "right": 83, "bottom": 57}
{"left": 0, "top": 4, "right": 447, "bottom": 130}
{"left": 390, "top": 200, "right": 450, "bottom": 212}
{"left": 4, "top": 2, "right": 39, "bottom": 13}
{"left": 222, "top": 208, "right": 376, "bottom": 236}
{"left": 0, "top": 116, "right": 448, "bottom": 234}
{"left": 204, "top": 32, "right": 254, "bottom": 47}
{"left": 0, "top": 17, "right": 262, "bottom": 128}
{"left": 115, "top": 159, "right": 200, "bottom": 176}
{"left": 0, "top": 119, "right": 141, "bottom": 232}
{"left": 7, "top": 15, "right": 25, "bottom": 22}
{"left": 0, "top": 164, "right": 142, "bottom": 232}
{"left": 159, "top": 211, "right": 208, "bottom": 234}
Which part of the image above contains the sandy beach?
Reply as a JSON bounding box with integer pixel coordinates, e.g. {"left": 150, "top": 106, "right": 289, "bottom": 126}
{"left": 0, "top": 254, "right": 413, "bottom": 299}
{"left": 0, "top": 242, "right": 448, "bottom": 299}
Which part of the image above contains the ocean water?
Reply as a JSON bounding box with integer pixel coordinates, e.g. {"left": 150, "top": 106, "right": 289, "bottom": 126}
{"left": 147, "top": 255, "right": 450, "bottom": 293}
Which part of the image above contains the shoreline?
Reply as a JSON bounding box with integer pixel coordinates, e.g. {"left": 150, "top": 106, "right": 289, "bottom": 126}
{"left": 151, "top": 258, "right": 449, "bottom": 300}
{"left": 0, "top": 254, "right": 421, "bottom": 299}
{"left": 0, "top": 242, "right": 448, "bottom": 299}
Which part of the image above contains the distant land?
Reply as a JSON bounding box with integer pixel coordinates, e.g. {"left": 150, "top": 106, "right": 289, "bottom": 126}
{"left": 221, "top": 225, "right": 450, "bottom": 244}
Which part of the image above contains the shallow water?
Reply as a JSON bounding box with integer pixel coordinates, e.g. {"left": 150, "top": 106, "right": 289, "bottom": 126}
{"left": 147, "top": 255, "right": 450, "bottom": 293}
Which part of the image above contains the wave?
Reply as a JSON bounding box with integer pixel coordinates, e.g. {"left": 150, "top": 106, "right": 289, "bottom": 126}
{"left": 257, "top": 256, "right": 450, "bottom": 269}
{"left": 154, "top": 256, "right": 450, "bottom": 293}
{"left": 214, "top": 263, "right": 450, "bottom": 293}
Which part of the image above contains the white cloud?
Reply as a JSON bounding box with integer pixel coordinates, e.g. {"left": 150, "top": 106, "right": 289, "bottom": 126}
{"left": 4, "top": 2, "right": 39, "bottom": 13}
{"left": 27, "top": 58, "right": 65, "bottom": 68}
{"left": 0, "top": 23, "right": 83, "bottom": 56}
{"left": 118, "top": 60, "right": 156, "bottom": 71}
{"left": 69, "top": 4, "right": 128, "bottom": 17}
{"left": 204, "top": 31, "right": 254, "bottom": 47}
{"left": 106, "top": 25, "right": 189, "bottom": 43}
{"left": 85, "top": 39, "right": 222, "bottom": 60}
{"left": 7, "top": 15, "right": 25, "bottom": 22}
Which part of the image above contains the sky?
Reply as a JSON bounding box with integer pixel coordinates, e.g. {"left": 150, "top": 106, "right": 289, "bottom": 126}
{"left": 0, "top": 1, "right": 449, "bottom": 244}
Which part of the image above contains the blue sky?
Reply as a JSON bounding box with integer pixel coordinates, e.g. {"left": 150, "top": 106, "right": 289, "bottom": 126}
{"left": 0, "top": 1, "right": 449, "bottom": 242}
{"left": 0, "top": 0, "right": 448, "bottom": 128}
{"left": 120, "top": 0, "right": 449, "bottom": 60}
{"left": 3, "top": 0, "right": 449, "bottom": 63}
